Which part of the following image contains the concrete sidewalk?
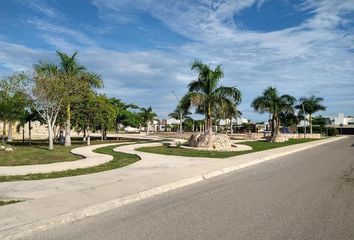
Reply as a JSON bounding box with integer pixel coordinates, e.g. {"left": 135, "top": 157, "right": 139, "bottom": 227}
{"left": 0, "top": 137, "right": 346, "bottom": 240}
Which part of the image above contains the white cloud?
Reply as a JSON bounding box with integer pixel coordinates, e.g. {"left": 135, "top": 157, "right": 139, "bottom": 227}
{"left": 27, "top": 19, "right": 95, "bottom": 47}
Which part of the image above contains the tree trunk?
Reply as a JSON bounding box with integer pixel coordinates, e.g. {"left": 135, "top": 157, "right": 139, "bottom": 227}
{"left": 206, "top": 115, "right": 212, "bottom": 134}
{"left": 2, "top": 121, "right": 6, "bottom": 145}
{"left": 7, "top": 121, "right": 13, "bottom": 142}
{"left": 179, "top": 113, "right": 183, "bottom": 136}
{"left": 64, "top": 103, "right": 71, "bottom": 147}
{"left": 83, "top": 127, "right": 87, "bottom": 142}
{"left": 146, "top": 122, "right": 149, "bottom": 135}
{"left": 87, "top": 127, "right": 91, "bottom": 146}
{"left": 28, "top": 121, "right": 32, "bottom": 145}
{"left": 116, "top": 123, "right": 119, "bottom": 141}
{"left": 48, "top": 121, "right": 54, "bottom": 150}
{"left": 310, "top": 114, "right": 313, "bottom": 134}
{"left": 22, "top": 127, "right": 25, "bottom": 144}
{"left": 230, "top": 118, "right": 233, "bottom": 135}
{"left": 101, "top": 128, "right": 104, "bottom": 141}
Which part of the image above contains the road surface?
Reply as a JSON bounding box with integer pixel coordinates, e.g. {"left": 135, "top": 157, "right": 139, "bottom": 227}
{"left": 26, "top": 137, "right": 354, "bottom": 240}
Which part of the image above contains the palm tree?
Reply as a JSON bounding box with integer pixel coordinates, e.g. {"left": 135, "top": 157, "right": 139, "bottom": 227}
{"left": 140, "top": 107, "right": 157, "bottom": 134}
{"left": 295, "top": 95, "right": 326, "bottom": 134}
{"left": 181, "top": 59, "right": 241, "bottom": 134}
{"left": 56, "top": 51, "right": 103, "bottom": 147}
{"left": 224, "top": 105, "right": 242, "bottom": 135}
{"left": 251, "top": 87, "right": 295, "bottom": 142}
{"left": 168, "top": 106, "right": 191, "bottom": 135}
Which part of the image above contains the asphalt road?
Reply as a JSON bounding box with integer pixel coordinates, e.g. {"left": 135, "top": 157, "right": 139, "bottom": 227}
{"left": 26, "top": 137, "right": 354, "bottom": 240}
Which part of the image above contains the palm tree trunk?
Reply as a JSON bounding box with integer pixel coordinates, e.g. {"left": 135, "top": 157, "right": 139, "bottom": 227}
{"left": 64, "top": 103, "right": 71, "bottom": 147}
{"left": 230, "top": 118, "right": 233, "bottom": 135}
{"left": 206, "top": 116, "right": 212, "bottom": 134}
{"left": 310, "top": 114, "right": 313, "bottom": 134}
{"left": 7, "top": 121, "right": 13, "bottom": 142}
{"left": 101, "top": 128, "right": 104, "bottom": 141}
{"left": 270, "top": 116, "right": 278, "bottom": 142}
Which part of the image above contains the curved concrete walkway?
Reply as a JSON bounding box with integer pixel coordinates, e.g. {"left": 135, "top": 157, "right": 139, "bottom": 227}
{"left": 0, "top": 143, "right": 122, "bottom": 176}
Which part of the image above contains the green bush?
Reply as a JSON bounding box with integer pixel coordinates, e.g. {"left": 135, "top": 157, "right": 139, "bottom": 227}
{"left": 326, "top": 128, "right": 338, "bottom": 136}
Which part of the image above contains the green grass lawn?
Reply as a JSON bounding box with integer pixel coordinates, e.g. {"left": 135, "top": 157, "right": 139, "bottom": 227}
{"left": 137, "top": 138, "right": 320, "bottom": 158}
{"left": 0, "top": 144, "right": 140, "bottom": 182}
{"left": 0, "top": 138, "right": 125, "bottom": 166}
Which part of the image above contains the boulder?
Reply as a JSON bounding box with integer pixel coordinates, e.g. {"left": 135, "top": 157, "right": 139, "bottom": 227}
{"left": 188, "top": 133, "right": 231, "bottom": 150}
{"left": 4, "top": 146, "right": 14, "bottom": 152}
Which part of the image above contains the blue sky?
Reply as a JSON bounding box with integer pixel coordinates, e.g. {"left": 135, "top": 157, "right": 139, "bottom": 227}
{"left": 1, "top": 0, "right": 354, "bottom": 121}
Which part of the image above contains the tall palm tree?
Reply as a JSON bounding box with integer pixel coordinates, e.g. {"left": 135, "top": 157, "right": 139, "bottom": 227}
{"left": 295, "top": 95, "right": 326, "bottom": 134}
{"left": 56, "top": 51, "right": 103, "bottom": 146}
{"left": 140, "top": 106, "right": 157, "bottom": 134}
{"left": 168, "top": 106, "right": 191, "bottom": 135}
{"left": 181, "top": 59, "right": 241, "bottom": 134}
{"left": 251, "top": 87, "right": 295, "bottom": 142}
{"left": 224, "top": 105, "right": 242, "bottom": 135}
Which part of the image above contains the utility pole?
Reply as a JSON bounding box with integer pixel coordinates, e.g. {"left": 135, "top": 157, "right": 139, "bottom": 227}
{"left": 171, "top": 91, "right": 183, "bottom": 137}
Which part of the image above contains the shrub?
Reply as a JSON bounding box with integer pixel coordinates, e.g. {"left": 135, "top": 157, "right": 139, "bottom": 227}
{"left": 326, "top": 128, "right": 338, "bottom": 136}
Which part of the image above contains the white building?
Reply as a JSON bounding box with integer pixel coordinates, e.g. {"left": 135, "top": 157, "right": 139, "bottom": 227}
{"left": 333, "top": 113, "right": 354, "bottom": 126}
{"left": 219, "top": 117, "right": 249, "bottom": 126}
{"left": 166, "top": 118, "right": 181, "bottom": 125}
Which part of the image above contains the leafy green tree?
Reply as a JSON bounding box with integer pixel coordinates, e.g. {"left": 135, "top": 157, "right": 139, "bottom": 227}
{"left": 27, "top": 61, "right": 75, "bottom": 150}
{"left": 0, "top": 72, "right": 28, "bottom": 143}
{"left": 311, "top": 115, "right": 326, "bottom": 134}
{"left": 295, "top": 95, "right": 326, "bottom": 134}
{"left": 16, "top": 108, "right": 43, "bottom": 144}
{"left": 251, "top": 87, "right": 295, "bottom": 142}
{"left": 94, "top": 95, "right": 116, "bottom": 140}
{"left": 109, "top": 98, "right": 139, "bottom": 139}
{"left": 139, "top": 106, "right": 157, "bottom": 134}
{"left": 181, "top": 59, "right": 241, "bottom": 134}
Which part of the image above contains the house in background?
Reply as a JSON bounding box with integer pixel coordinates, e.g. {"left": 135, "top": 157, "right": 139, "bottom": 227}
{"left": 333, "top": 113, "right": 354, "bottom": 126}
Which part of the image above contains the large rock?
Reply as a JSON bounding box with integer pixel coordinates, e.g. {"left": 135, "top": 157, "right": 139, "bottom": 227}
{"left": 188, "top": 133, "right": 231, "bottom": 150}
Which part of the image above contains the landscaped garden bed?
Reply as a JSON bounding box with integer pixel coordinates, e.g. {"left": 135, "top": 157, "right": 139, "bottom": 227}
{"left": 0, "top": 138, "right": 126, "bottom": 166}
{"left": 0, "top": 143, "right": 140, "bottom": 182}
{"left": 137, "top": 138, "right": 320, "bottom": 158}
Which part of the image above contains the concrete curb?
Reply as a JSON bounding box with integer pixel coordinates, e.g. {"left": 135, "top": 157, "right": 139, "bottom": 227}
{"left": 0, "top": 137, "right": 346, "bottom": 240}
